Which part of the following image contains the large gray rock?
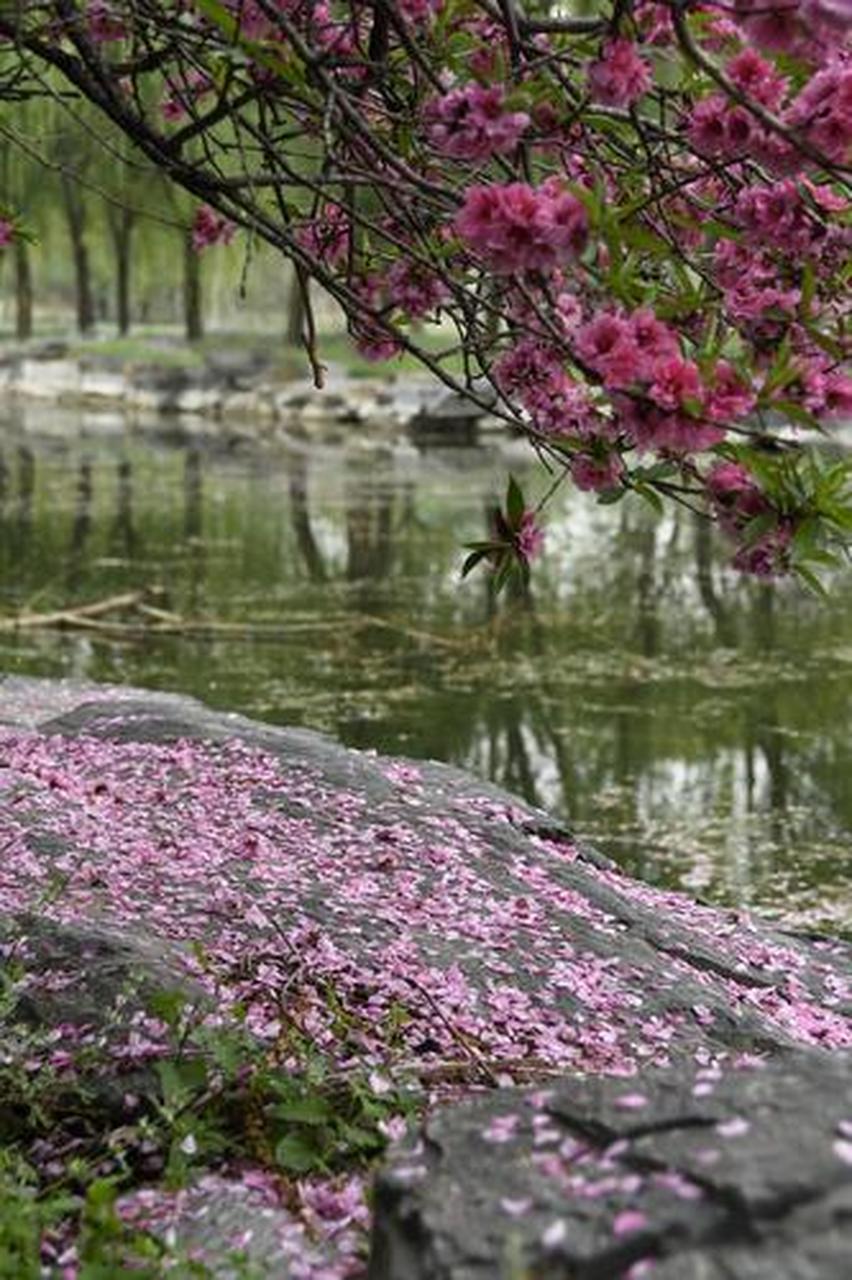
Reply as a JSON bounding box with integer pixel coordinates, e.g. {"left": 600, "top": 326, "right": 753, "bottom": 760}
{"left": 0, "top": 676, "right": 849, "bottom": 1278}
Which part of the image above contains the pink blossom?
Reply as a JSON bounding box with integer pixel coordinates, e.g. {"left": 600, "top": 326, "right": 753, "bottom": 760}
{"left": 802, "top": 0, "right": 852, "bottom": 29}
{"left": 785, "top": 62, "right": 852, "bottom": 164}
{"left": 482, "top": 1113, "right": 520, "bottom": 1144}
{"left": 86, "top": 1, "right": 125, "bottom": 42}
{"left": 426, "top": 85, "right": 530, "bottom": 161}
{"left": 735, "top": 0, "right": 805, "bottom": 52}
{"left": 732, "top": 524, "right": 793, "bottom": 577}
{"left": 399, "top": 0, "right": 442, "bottom": 23}
{"left": 726, "top": 48, "right": 789, "bottom": 110}
{"left": 191, "top": 204, "right": 236, "bottom": 252}
{"left": 575, "top": 312, "right": 643, "bottom": 389}
{"left": 570, "top": 452, "right": 625, "bottom": 492}
{"left": 705, "top": 362, "right": 757, "bottom": 423}
{"left": 613, "top": 1210, "right": 648, "bottom": 1237}
{"left": 588, "top": 39, "right": 652, "bottom": 109}
{"left": 515, "top": 510, "right": 545, "bottom": 563}
{"left": 648, "top": 357, "right": 704, "bottom": 413}
{"left": 295, "top": 203, "right": 350, "bottom": 267}
{"left": 501, "top": 1197, "right": 533, "bottom": 1217}
{"left": 706, "top": 461, "right": 755, "bottom": 497}
{"left": 0, "top": 218, "right": 13, "bottom": 249}
{"left": 629, "top": 309, "right": 680, "bottom": 367}
{"left": 688, "top": 94, "right": 730, "bottom": 155}
{"left": 454, "top": 181, "right": 587, "bottom": 274}
{"left": 387, "top": 261, "right": 449, "bottom": 318}
{"left": 349, "top": 276, "right": 403, "bottom": 361}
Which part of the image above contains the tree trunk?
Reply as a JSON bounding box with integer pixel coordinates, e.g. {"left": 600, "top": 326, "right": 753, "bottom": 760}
{"left": 285, "top": 267, "right": 306, "bottom": 346}
{"left": 62, "top": 178, "right": 96, "bottom": 335}
{"left": 108, "top": 205, "right": 135, "bottom": 337}
{"left": 14, "top": 237, "right": 33, "bottom": 341}
{"left": 183, "top": 232, "right": 204, "bottom": 342}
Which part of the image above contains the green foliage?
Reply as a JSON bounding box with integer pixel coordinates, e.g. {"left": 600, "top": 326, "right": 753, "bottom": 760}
{"left": 0, "top": 962, "right": 417, "bottom": 1274}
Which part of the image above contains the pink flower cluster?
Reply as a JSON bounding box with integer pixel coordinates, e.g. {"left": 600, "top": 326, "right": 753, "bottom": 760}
{"left": 576, "top": 308, "right": 757, "bottom": 454}
{"left": 386, "top": 260, "right": 449, "bottom": 318}
{"left": 191, "top": 204, "right": 236, "bottom": 252}
{"left": 494, "top": 339, "right": 625, "bottom": 491}
{"left": 494, "top": 339, "right": 596, "bottom": 438}
{"left": 794, "top": 353, "right": 852, "bottom": 419}
{"left": 0, "top": 218, "right": 13, "bottom": 248}
{"left": 296, "top": 203, "right": 351, "bottom": 268}
{"left": 426, "top": 85, "right": 530, "bottom": 161}
{"left": 454, "top": 180, "right": 588, "bottom": 274}
{"left": 224, "top": 0, "right": 297, "bottom": 41}
{"left": 713, "top": 241, "right": 801, "bottom": 327}
{"left": 349, "top": 276, "right": 403, "bottom": 362}
{"left": 734, "top": 179, "right": 822, "bottom": 254}
{"left": 706, "top": 461, "right": 792, "bottom": 577}
{"left": 399, "top": 0, "right": 442, "bottom": 23}
{"left": 785, "top": 61, "right": 852, "bottom": 164}
{"left": 575, "top": 308, "right": 680, "bottom": 390}
{"left": 515, "top": 509, "right": 545, "bottom": 562}
{"left": 587, "top": 39, "right": 652, "bottom": 108}
{"left": 86, "top": 0, "right": 125, "bottom": 42}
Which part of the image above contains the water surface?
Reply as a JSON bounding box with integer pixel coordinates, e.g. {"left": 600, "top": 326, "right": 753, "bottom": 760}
{"left": 1, "top": 402, "right": 849, "bottom": 936}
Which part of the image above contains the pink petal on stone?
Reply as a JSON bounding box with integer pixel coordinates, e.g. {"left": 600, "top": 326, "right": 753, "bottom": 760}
{"left": 500, "top": 1197, "right": 533, "bottom": 1217}
{"left": 542, "top": 1219, "right": 568, "bottom": 1248}
{"left": 615, "top": 1093, "right": 648, "bottom": 1110}
{"left": 833, "top": 1139, "right": 852, "bottom": 1165}
{"left": 716, "top": 1117, "right": 750, "bottom": 1138}
{"left": 613, "top": 1210, "right": 648, "bottom": 1237}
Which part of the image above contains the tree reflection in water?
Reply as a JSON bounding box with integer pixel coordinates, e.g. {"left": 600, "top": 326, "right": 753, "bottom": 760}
{"left": 0, "top": 408, "right": 847, "bottom": 934}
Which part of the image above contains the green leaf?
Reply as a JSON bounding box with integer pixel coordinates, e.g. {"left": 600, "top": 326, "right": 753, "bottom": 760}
{"left": 596, "top": 487, "right": 626, "bottom": 505}
{"left": 771, "top": 400, "right": 823, "bottom": 432}
{"left": 274, "top": 1095, "right": 331, "bottom": 1125}
{"left": 793, "top": 563, "right": 829, "bottom": 597}
{"left": 505, "top": 476, "right": 525, "bottom": 530}
{"left": 492, "top": 554, "right": 516, "bottom": 596}
{"left": 461, "top": 548, "right": 492, "bottom": 579}
{"left": 147, "top": 990, "right": 189, "bottom": 1028}
{"left": 275, "top": 1133, "right": 323, "bottom": 1174}
{"left": 740, "top": 512, "right": 777, "bottom": 547}
{"left": 634, "top": 484, "right": 664, "bottom": 515}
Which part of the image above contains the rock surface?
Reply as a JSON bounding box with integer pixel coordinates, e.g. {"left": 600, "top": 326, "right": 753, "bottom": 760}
{"left": 0, "top": 676, "right": 849, "bottom": 1278}
{"left": 372, "top": 1051, "right": 852, "bottom": 1279}
{"left": 0, "top": 346, "right": 506, "bottom": 443}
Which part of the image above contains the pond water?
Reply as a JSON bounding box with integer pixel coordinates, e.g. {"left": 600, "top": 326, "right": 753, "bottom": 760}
{"left": 1, "top": 401, "right": 850, "bottom": 937}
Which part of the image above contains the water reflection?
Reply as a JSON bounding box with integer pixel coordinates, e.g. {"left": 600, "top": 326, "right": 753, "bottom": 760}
{"left": 110, "top": 458, "right": 137, "bottom": 559}
{"left": 0, "top": 402, "right": 848, "bottom": 935}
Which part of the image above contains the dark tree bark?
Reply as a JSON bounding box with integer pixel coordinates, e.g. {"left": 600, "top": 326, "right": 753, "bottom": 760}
{"left": 61, "top": 177, "right": 96, "bottom": 335}
{"left": 14, "top": 236, "right": 33, "bottom": 341}
{"left": 107, "top": 204, "right": 135, "bottom": 336}
{"left": 285, "top": 267, "right": 306, "bottom": 347}
{"left": 183, "top": 231, "right": 203, "bottom": 342}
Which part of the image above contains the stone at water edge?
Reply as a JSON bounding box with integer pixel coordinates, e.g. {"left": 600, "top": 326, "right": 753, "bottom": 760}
{"left": 370, "top": 1051, "right": 852, "bottom": 1280}
{"left": 0, "top": 675, "right": 849, "bottom": 1279}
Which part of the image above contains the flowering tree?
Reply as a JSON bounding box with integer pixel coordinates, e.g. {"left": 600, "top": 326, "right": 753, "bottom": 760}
{"left": 1, "top": 1, "right": 851, "bottom": 588}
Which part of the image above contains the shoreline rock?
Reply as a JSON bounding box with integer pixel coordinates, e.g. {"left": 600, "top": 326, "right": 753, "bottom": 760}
{"left": 0, "top": 676, "right": 849, "bottom": 1277}
{"left": 0, "top": 344, "right": 502, "bottom": 446}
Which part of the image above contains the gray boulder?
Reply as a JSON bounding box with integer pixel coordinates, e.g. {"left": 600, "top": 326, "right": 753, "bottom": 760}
{"left": 0, "top": 676, "right": 849, "bottom": 1279}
